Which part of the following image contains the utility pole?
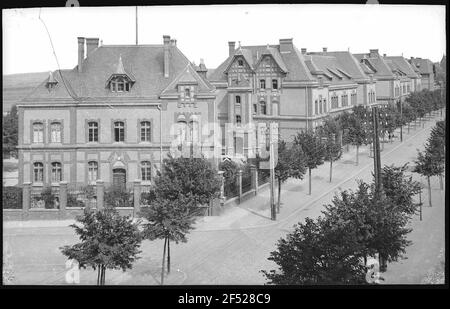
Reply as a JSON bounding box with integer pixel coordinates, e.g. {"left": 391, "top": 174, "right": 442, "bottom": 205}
{"left": 372, "top": 106, "right": 382, "bottom": 195}
{"left": 269, "top": 123, "right": 276, "bottom": 221}
{"left": 135, "top": 6, "right": 138, "bottom": 45}
{"left": 399, "top": 99, "right": 403, "bottom": 142}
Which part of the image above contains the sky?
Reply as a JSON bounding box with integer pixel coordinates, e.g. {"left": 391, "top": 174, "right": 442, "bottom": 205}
{"left": 2, "top": 4, "right": 446, "bottom": 75}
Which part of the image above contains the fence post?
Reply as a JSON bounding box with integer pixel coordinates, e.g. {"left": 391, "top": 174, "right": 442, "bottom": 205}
{"left": 96, "top": 180, "right": 104, "bottom": 210}
{"left": 22, "top": 182, "right": 31, "bottom": 219}
{"left": 133, "top": 179, "right": 141, "bottom": 218}
{"left": 237, "top": 169, "right": 243, "bottom": 204}
{"left": 59, "top": 181, "right": 68, "bottom": 219}
{"left": 250, "top": 165, "right": 258, "bottom": 196}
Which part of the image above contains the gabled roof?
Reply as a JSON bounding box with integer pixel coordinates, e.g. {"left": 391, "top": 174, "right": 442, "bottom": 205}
{"left": 384, "top": 56, "right": 420, "bottom": 78}
{"left": 208, "top": 43, "right": 314, "bottom": 83}
{"left": 354, "top": 53, "right": 395, "bottom": 79}
{"left": 409, "top": 57, "right": 434, "bottom": 75}
{"left": 22, "top": 43, "right": 200, "bottom": 102}
{"left": 305, "top": 53, "right": 356, "bottom": 86}
{"left": 325, "top": 51, "right": 370, "bottom": 81}
{"left": 160, "top": 63, "right": 215, "bottom": 95}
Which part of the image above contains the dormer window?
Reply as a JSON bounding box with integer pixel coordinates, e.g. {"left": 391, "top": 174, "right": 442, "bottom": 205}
{"left": 185, "top": 88, "right": 191, "bottom": 99}
{"left": 110, "top": 76, "right": 132, "bottom": 92}
{"left": 46, "top": 72, "right": 58, "bottom": 91}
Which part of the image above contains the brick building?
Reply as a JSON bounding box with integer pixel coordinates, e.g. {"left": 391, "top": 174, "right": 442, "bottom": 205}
{"left": 17, "top": 35, "right": 217, "bottom": 189}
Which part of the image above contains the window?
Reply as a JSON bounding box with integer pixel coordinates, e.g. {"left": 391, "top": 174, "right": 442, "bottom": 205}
{"left": 185, "top": 88, "right": 191, "bottom": 99}
{"left": 110, "top": 77, "right": 131, "bottom": 93}
{"left": 51, "top": 162, "right": 62, "bottom": 183}
{"left": 319, "top": 98, "right": 323, "bottom": 114}
{"left": 235, "top": 95, "right": 241, "bottom": 104}
{"left": 33, "top": 122, "right": 44, "bottom": 143}
{"left": 114, "top": 121, "right": 125, "bottom": 142}
{"left": 88, "top": 161, "right": 98, "bottom": 183}
{"left": 50, "top": 122, "right": 62, "bottom": 143}
{"left": 323, "top": 99, "right": 327, "bottom": 113}
{"left": 88, "top": 121, "right": 98, "bottom": 142}
{"left": 260, "top": 101, "right": 267, "bottom": 115}
{"left": 236, "top": 115, "right": 241, "bottom": 125}
{"left": 141, "top": 161, "right": 151, "bottom": 181}
{"left": 33, "top": 162, "right": 44, "bottom": 183}
{"left": 253, "top": 103, "right": 258, "bottom": 115}
{"left": 272, "top": 79, "right": 278, "bottom": 89}
{"left": 140, "top": 121, "right": 151, "bottom": 142}
{"left": 260, "top": 79, "right": 266, "bottom": 89}
{"left": 315, "top": 99, "right": 318, "bottom": 115}
{"left": 238, "top": 59, "right": 244, "bottom": 67}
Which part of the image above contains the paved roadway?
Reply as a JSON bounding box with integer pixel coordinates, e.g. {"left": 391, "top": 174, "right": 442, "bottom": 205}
{"left": 3, "top": 113, "right": 445, "bottom": 285}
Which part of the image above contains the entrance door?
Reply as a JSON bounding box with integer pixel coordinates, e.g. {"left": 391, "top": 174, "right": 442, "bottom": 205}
{"left": 112, "top": 168, "right": 126, "bottom": 189}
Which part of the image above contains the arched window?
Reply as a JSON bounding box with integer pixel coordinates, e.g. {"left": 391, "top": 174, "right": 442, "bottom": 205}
{"left": 260, "top": 101, "right": 267, "bottom": 115}
{"left": 272, "top": 79, "right": 278, "bottom": 89}
{"left": 88, "top": 161, "right": 98, "bottom": 183}
{"left": 140, "top": 121, "right": 151, "bottom": 142}
{"left": 33, "top": 162, "right": 44, "bottom": 183}
{"left": 33, "top": 122, "right": 44, "bottom": 143}
{"left": 185, "top": 88, "right": 191, "bottom": 99}
{"left": 50, "top": 122, "right": 62, "bottom": 143}
{"left": 260, "top": 79, "right": 266, "bottom": 89}
{"left": 141, "top": 161, "right": 151, "bottom": 181}
{"left": 88, "top": 121, "right": 98, "bottom": 142}
{"left": 114, "top": 121, "right": 125, "bottom": 142}
{"left": 51, "top": 162, "right": 62, "bottom": 183}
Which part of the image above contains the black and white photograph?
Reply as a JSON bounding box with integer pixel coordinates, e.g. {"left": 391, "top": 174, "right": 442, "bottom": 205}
{"left": 2, "top": 1, "right": 447, "bottom": 291}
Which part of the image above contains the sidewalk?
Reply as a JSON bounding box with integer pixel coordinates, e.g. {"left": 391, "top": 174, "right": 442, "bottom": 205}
{"left": 4, "top": 113, "right": 444, "bottom": 233}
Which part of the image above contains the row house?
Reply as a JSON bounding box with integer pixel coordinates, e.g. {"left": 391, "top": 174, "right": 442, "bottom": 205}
{"left": 17, "top": 35, "right": 218, "bottom": 189}
{"left": 383, "top": 56, "right": 422, "bottom": 99}
{"left": 207, "top": 38, "right": 379, "bottom": 153}
{"left": 409, "top": 57, "right": 436, "bottom": 90}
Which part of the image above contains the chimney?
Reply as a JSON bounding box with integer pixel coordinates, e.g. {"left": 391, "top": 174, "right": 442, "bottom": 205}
{"left": 369, "top": 49, "right": 379, "bottom": 57}
{"left": 170, "top": 39, "right": 177, "bottom": 46}
{"left": 228, "top": 41, "right": 236, "bottom": 57}
{"left": 86, "top": 38, "right": 99, "bottom": 57}
{"left": 301, "top": 48, "right": 307, "bottom": 54}
{"left": 163, "top": 35, "right": 171, "bottom": 78}
{"left": 322, "top": 47, "right": 327, "bottom": 53}
{"left": 383, "top": 53, "right": 386, "bottom": 57}
{"left": 196, "top": 58, "right": 208, "bottom": 79}
{"left": 279, "top": 38, "right": 293, "bottom": 53}
{"left": 77, "top": 37, "right": 85, "bottom": 73}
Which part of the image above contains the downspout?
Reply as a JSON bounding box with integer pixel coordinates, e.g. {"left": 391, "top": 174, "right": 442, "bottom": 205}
{"left": 157, "top": 104, "right": 163, "bottom": 171}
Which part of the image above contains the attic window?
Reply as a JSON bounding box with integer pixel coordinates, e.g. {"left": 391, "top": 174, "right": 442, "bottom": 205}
{"left": 110, "top": 76, "right": 132, "bottom": 92}
{"left": 46, "top": 81, "right": 58, "bottom": 91}
{"left": 238, "top": 59, "right": 244, "bottom": 67}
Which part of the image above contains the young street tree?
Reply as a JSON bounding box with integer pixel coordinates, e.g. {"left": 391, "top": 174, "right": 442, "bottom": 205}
{"left": 425, "top": 121, "right": 446, "bottom": 190}
{"left": 318, "top": 118, "right": 343, "bottom": 182}
{"left": 2, "top": 104, "right": 18, "bottom": 158}
{"left": 141, "top": 194, "right": 199, "bottom": 285}
{"left": 347, "top": 111, "right": 370, "bottom": 165}
{"left": 154, "top": 154, "right": 222, "bottom": 207}
{"left": 60, "top": 207, "right": 142, "bottom": 285}
{"left": 261, "top": 216, "right": 367, "bottom": 285}
{"left": 293, "top": 130, "right": 325, "bottom": 195}
{"left": 413, "top": 149, "right": 443, "bottom": 207}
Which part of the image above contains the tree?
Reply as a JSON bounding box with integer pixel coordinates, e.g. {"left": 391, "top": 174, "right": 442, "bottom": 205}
{"left": 347, "top": 111, "right": 370, "bottom": 165}
{"left": 293, "top": 130, "right": 325, "bottom": 195}
{"left": 380, "top": 164, "right": 422, "bottom": 216}
{"left": 414, "top": 149, "right": 443, "bottom": 207}
{"left": 261, "top": 217, "right": 367, "bottom": 285}
{"left": 318, "top": 120, "right": 343, "bottom": 182}
{"left": 273, "top": 140, "right": 307, "bottom": 213}
{"left": 426, "top": 121, "right": 445, "bottom": 190}
{"left": 60, "top": 207, "right": 142, "bottom": 285}
{"left": 154, "top": 155, "right": 222, "bottom": 207}
{"left": 2, "top": 105, "right": 18, "bottom": 158}
{"left": 141, "top": 194, "right": 199, "bottom": 285}
{"left": 219, "top": 159, "right": 241, "bottom": 199}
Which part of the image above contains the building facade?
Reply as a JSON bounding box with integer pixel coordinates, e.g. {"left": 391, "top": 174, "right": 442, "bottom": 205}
{"left": 409, "top": 57, "right": 435, "bottom": 90}
{"left": 17, "top": 35, "right": 217, "bottom": 189}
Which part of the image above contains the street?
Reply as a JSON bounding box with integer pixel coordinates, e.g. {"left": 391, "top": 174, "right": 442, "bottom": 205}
{"left": 3, "top": 115, "right": 445, "bottom": 285}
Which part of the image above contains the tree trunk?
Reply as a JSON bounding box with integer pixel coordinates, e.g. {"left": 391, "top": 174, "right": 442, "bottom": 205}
{"left": 355, "top": 145, "right": 359, "bottom": 166}
{"left": 97, "top": 265, "right": 101, "bottom": 285}
{"left": 308, "top": 168, "right": 312, "bottom": 195}
{"left": 427, "top": 176, "right": 432, "bottom": 207}
{"left": 329, "top": 160, "right": 333, "bottom": 183}
{"left": 161, "top": 237, "right": 168, "bottom": 285}
{"left": 167, "top": 238, "right": 171, "bottom": 274}
{"left": 277, "top": 178, "right": 281, "bottom": 214}
{"left": 100, "top": 265, "right": 106, "bottom": 285}
{"left": 439, "top": 175, "right": 443, "bottom": 190}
